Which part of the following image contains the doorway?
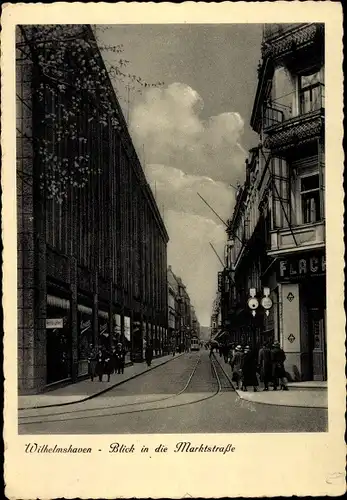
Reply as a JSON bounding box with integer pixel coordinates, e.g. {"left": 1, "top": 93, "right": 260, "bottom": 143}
{"left": 308, "top": 307, "right": 327, "bottom": 381}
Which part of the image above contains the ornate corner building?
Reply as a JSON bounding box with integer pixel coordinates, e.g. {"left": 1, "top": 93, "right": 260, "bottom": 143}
{"left": 224, "top": 23, "right": 326, "bottom": 381}
{"left": 17, "top": 26, "right": 169, "bottom": 394}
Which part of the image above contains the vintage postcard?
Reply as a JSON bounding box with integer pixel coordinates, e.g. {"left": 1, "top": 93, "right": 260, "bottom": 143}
{"left": 2, "top": 1, "right": 345, "bottom": 498}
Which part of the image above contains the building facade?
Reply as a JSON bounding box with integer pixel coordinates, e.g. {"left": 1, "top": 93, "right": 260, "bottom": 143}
{"left": 167, "top": 266, "right": 199, "bottom": 351}
{"left": 167, "top": 265, "right": 179, "bottom": 350}
{"left": 210, "top": 292, "right": 222, "bottom": 341}
{"left": 224, "top": 23, "right": 325, "bottom": 381}
{"left": 17, "top": 25, "right": 169, "bottom": 394}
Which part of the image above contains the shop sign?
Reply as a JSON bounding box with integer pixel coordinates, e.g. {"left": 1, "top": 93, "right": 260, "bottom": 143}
{"left": 46, "top": 318, "right": 63, "bottom": 329}
{"left": 278, "top": 254, "right": 326, "bottom": 281}
{"left": 217, "top": 272, "right": 223, "bottom": 292}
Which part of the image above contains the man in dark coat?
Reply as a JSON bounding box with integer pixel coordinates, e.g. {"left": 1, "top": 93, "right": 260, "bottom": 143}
{"left": 115, "top": 343, "right": 126, "bottom": 374}
{"left": 258, "top": 341, "right": 273, "bottom": 391}
{"left": 104, "top": 348, "right": 113, "bottom": 382}
{"left": 241, "top": 346, "right": 259, "bottom": 392}
{"left": 145, "top": 343, "right": 153, "bottom": 367}
{"left": 271, "top": 341, "right": 289, "bottom": 390}
{"left": 87, "top": 343, "right": 98, "bottom": 381}
{"left": 222, "top": 343, "right": 230, "bottom": 364}
{"left": 229, "top": 345, "right": 244, "bottom": 390}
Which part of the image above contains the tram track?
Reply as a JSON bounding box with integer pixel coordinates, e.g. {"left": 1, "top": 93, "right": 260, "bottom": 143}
{"left": 19, "top": 353, "right": 234, "bottom": 428}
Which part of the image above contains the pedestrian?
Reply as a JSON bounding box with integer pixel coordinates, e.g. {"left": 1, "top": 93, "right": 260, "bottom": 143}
{"left": 223, "top": 343, "right": 230, "bottom": 364}
{"left": 241, "top": 346, "right": 259, "bottom": 392}
{"left": 271, "top": 341, "right": 289, "bottom": 390}
{"left": 111, "top": 346, "right": 117, "bottom": 374}
{"left": 87, "top": 343, "right": 98, "bottom": 381}
{"left": 115, "top": 342, "right": 126, "bottom": 374}
{"left": 145, "top": 342, "right": 153, "bottom": 367}
{"left": 209, "top": 343, "right": 214, "bottom": 357}
{"left": 104, "top": 348, "right": 113, "bottom": 382}
{"left": 229, "top": 345, "right": 244, "bottom": 390}
{"left": 258, "top": 341, "right": 272, "bottom": 391}
{"left": 96, "top": 346, "right": 106, "bottom": 382}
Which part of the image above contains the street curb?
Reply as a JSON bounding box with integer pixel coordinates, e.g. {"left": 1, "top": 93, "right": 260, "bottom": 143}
{"left": 235, "top": 390, "right": 328, "bottom": 409}
{"left": 18, "top": 353, "right": 185, "bottom": 411}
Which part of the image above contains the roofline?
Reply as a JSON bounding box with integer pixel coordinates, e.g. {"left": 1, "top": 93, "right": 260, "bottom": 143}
{"left": 86, "top": 26, "right": 169, "bottom": 243}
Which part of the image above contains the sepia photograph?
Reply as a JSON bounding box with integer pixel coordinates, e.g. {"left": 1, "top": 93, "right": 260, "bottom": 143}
{"left": 16, "top": 21, "right": 329, "bottom": 435}
{"left": 2, "top": 2, "right": 345, "bottom": 498}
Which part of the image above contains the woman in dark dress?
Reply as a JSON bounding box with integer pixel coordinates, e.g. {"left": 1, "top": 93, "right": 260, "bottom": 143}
{"left": 96, "top": 347, "right": 106, "bottom": 382}
{"left": 241, "top": 346, "right": 259, "bottom": 392}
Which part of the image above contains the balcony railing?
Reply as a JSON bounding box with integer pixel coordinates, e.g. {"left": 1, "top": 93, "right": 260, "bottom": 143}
{"left": 269, "top": 221, "right": 325, "bottom": 255}
{"left": 262, "top": 24, "right": 303, "bottom": 42}
{"left": 263, "top": 84, "right": 325, "bottom": 130}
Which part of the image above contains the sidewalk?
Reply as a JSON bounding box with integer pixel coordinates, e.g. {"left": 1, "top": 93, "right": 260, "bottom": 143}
{"left": 18, "top": 353, "right": 184, "bottom": 410}
{"left": 234, "top": 386, "right": 328, "bottom": 409}
{"left": 213, "top": 354, "right": 328, "bottom": 409}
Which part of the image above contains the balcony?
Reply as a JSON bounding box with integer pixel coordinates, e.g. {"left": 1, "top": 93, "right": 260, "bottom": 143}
{"left": 268, "top": 221, "right": 325, "bottom": 256}
{"left": 263, "top": 84, "right": 324, "bottom": 129}
{"left": 261, "top": 23, "right": 323, "bottom": 60}
{"left": 263, "top": 84, "right": 324, "bottom": 152}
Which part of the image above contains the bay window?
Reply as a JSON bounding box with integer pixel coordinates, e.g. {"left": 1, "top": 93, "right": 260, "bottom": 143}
{"left": 299, "top": 67, "right": 324, "bottom": 114}
{"left": 300, "top": 173, "right": 321, "bottom": 223}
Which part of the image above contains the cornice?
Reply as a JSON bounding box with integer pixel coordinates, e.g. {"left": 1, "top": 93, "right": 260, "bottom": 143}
{"left": 264, "top": 111, "right": 324, "bottom": 153}
{"left": 261, "top": 23, "right": 320, "bottom": 60}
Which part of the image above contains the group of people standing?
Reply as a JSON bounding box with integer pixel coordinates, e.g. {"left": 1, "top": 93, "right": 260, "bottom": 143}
{"left": 219, "top": 341, "right": 289, "bottom": 392}
{"left": 87, "top": 343, "right": 126, "bottom": 382}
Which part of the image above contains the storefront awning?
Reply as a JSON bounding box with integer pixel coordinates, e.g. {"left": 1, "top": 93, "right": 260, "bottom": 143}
{"left": 214, "top": 331, "right": 227, "bottom": 341}
{"left": 98, "top": 310, "right": 109, "bottom": 319}
{"left": 78, "top": 304, "right": 92, "bottom": 315}
{"left": 47, "top": 294, "right": 70, "bottom": 310}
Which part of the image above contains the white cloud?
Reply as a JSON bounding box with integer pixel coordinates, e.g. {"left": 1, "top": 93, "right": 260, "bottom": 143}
{"left": 130, "top": 83, "right": 246, "bottom": 184}
{"left": 146, "top": 164, "right": 234, "bottom": 222}
{"left": 165, "top": 210, "right": 226, "bottom": 327}
{"left": 129, "top": 82, "right": 247, "bottom": 326}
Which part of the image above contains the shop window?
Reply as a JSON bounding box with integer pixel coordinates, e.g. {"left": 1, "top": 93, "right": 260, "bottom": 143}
{"left": 299, "top": 68, "right": 324, "bottom": 115}
{"left": 300, "top": 174, "right": 321, "bottom": 223}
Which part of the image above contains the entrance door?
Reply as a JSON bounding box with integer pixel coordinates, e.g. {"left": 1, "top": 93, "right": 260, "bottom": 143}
{"left": 309, "top": 308, "right": 326, "bottom": 381}
{"left": 46, "top": 308, "right": 71, "bottom": 384}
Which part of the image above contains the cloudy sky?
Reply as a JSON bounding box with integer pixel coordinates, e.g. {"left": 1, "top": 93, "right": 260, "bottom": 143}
{"left": 99, "top": 24, "right": 262, "bottom": 326}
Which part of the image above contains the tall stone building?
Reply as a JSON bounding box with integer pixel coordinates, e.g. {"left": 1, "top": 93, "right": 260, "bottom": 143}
{"left": 17, "top": 25, "right": 169, "bottom": 394}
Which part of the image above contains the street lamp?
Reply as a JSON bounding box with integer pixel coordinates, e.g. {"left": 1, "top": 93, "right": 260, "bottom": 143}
{"left": 247, "top": 287, "right": 273, "bottom": 346}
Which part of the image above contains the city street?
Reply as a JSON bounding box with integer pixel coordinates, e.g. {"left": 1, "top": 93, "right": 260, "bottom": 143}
{"left": 19, "top": 351, "right": 327, "bottom": 434}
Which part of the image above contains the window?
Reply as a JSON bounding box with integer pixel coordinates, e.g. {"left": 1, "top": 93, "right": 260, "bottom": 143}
{"left": 300, "top": 173, "right": 321, "bottom": 223}
{"left": 299, "top": 68, "right": 324, "bottom": 114}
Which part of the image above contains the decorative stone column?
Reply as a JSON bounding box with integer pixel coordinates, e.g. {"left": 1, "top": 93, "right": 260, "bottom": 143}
{"left": 281, "top": 283, "right": 302, "bottom": 380}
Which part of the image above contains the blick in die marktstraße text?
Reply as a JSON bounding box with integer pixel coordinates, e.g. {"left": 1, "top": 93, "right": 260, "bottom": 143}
{"left": 24, "top": 441, "right": 236, "bottom": 455}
